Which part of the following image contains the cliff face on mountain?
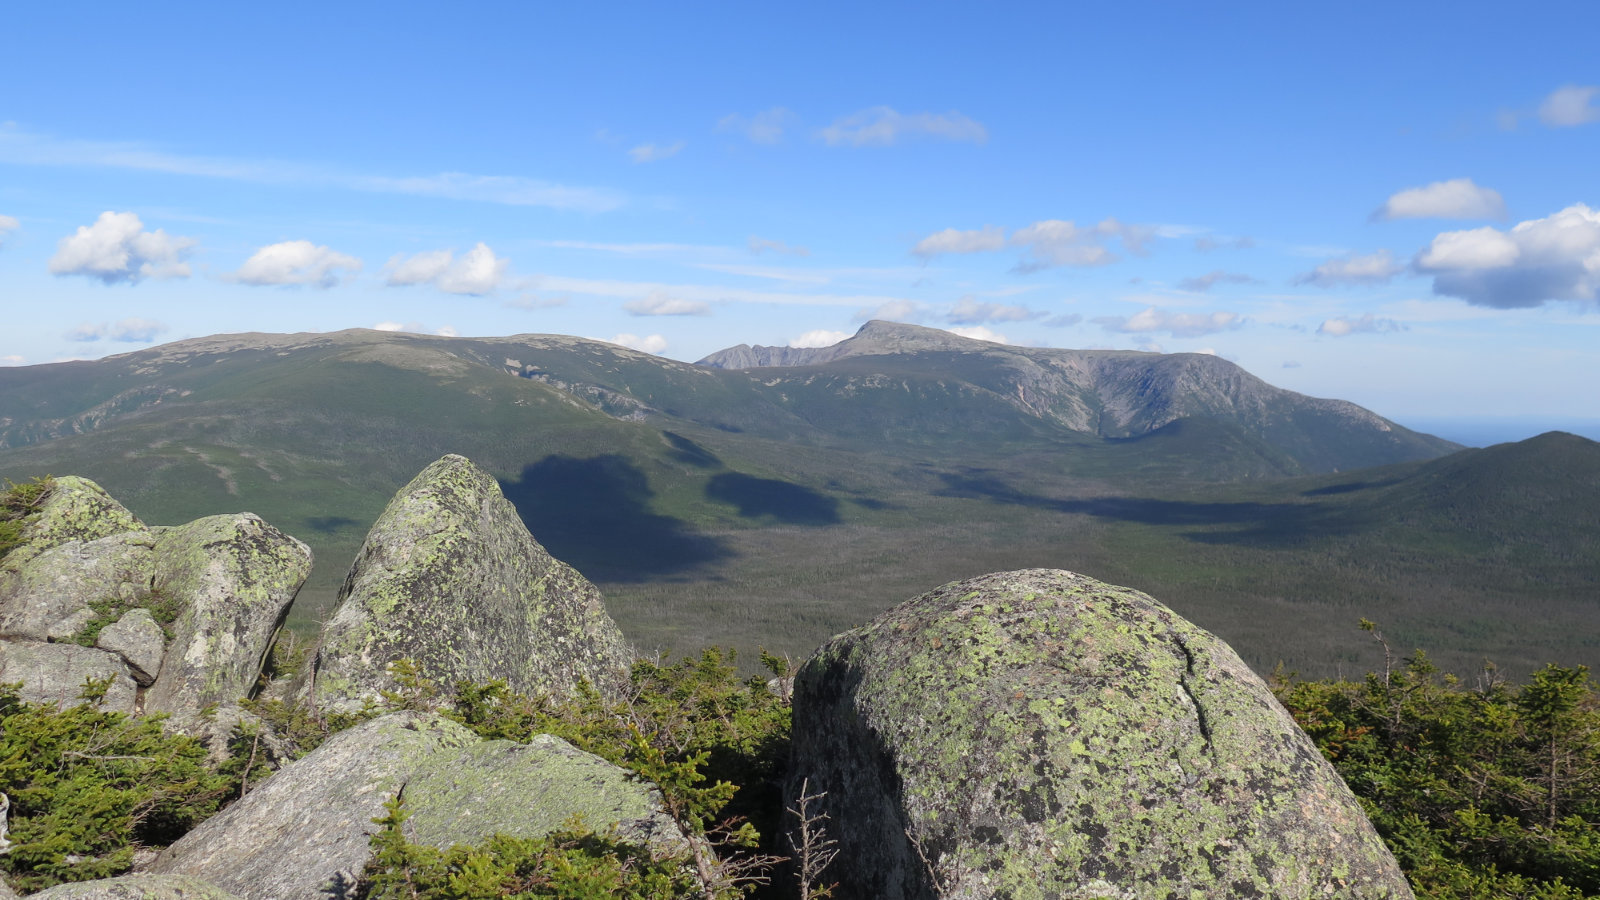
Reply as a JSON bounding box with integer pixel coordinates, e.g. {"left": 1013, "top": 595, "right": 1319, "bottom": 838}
{"left": 700, "top": 320, "right": 1456, "bottom": 471}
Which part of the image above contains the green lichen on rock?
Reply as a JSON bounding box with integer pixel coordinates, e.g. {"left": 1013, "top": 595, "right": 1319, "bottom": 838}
{"left": 2, "top": 477, "right": 142, "bottom": 569}
{"left": 309, "top": 454, "right": 630, "bottom": 711}
{"left": 143, "top": 514, "right": 312, "bottom": 727}
{"left": 25, "top": 873, "right": 243, "bottom": 900}
{"left": 788, "top": 568, "right": 1414, "bottom": 900}
{"left": 152, "top": 712, "right": 689, "bottom": 900}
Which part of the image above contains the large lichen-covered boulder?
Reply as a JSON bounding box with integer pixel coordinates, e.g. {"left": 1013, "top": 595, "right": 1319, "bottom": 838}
{"left": 26, "top": 874, "right": 242, "bottom": 900}
{"left": 0, "top": 641, "right": 137, "bottom": 713}
{"left": 788, "top": 569, "right": 1414, "bottom": 900}
{"left": 0, "top": 477, "right": 143, "bottom": 569}
{"left": 143, "top": 514, "right": 311, "bottom": 726}
{"left": 152, "top": 713, "right": 689, "bottom": 900}
{"left": 0, "top": 532, "right": 157, "bottom": 642}
{"left": 307, "top": 454, "right": 630, "bottom": 710}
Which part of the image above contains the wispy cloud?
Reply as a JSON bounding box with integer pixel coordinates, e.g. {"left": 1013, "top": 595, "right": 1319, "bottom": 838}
{"left": 945, "top": 296, "right": 1040, "bottom": 324}
{"left": 0, "top": 214, "right": 18, "bottom": 248}
{"left": 623, "top": 291, "right": 711, "bottom": 316}
{"left": 535, "top": 274, "right": 904, "bottom": 309}
{"left": 1177, "top": 270, "right": 1258, "bottom": 292}
{"left": 1538, "top": 84, "right": 1600, "bottom": 127}
{"left": 64, "top": 317, "right": 168, "bottom": 343}
{"left": 1193, "top": 234, "right": 1254, "bottom": 252}
{"left": 1094, "top": 306, "right": 1243, "bottom": 338}
{"left": 1372, "top": 178, "right": 1506, "bottom": 221}
{"left": 820, "top": 107, "right": 988, "bottom": 147}
{"left": 913, "top": 226, "right": 1006, "bottom": 259}
{"left": 1294, "top": 250, "right": 1403, "bottom": 287}
{"left": 1318, "top": 314, "right": 1404, "bottom": 336}
{"left": 748, "top": 235, "right": 809, "bottom": 256}
{"left": 0, "top": 125, "right": 625, "bottom": 212}
{"left": 629, "top": 141, "right": 686, "bottom": 164}
{"left": 49, "top": 211, "right": 194, "bottom": 284}
{"left": 718, "top": 108, "right": 795, "bottom": 145}
{"left": 912, "top": 218, "right": 1164, "bottom": 270}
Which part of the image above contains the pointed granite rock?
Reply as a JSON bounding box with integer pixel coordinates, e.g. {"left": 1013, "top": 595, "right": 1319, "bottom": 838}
{"left": 307, "top": 454, "right": 630, "bottom": 710}
{"left": 787, "top": 568, "right": 1415, "bottom": 900}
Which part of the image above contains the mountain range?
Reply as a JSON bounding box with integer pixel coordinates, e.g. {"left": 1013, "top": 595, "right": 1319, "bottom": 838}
{"left": 1, "top": 321, "right": 1592, "bottom": 677}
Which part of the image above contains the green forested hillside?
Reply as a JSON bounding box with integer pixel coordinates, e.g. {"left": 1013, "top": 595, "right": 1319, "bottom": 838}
{"left": 1, "top": 327, "right": 1593, "bottom": 678}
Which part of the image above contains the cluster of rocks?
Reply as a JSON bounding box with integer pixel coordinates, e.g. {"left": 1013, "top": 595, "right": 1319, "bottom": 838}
{"left": 0, "top": 476, "right": 310, "bottom": 734}
{"left": 0, "top": 454, "right": 1415, "bottom": 899}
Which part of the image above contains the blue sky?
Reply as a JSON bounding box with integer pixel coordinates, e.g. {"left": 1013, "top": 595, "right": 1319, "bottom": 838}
{"left": 2, "top": 2, "right": 1597, "bottom": 436}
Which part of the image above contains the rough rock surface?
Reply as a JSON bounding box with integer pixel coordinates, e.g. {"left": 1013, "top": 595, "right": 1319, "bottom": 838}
{"left": 0, "top": 531, "right": 157, "bottom": 642}
{"left": 26, "top": 874, "right": 242, "bottom": 900}
{"left": 2, "top": 477, "right": 143, "bottom": 567}
{"left": 143, "top": 514, "right": 311, "bottom": 725}
{"left": 308, "top": 454, "right": 630, "bottom": 710}
{"left": 153, "top": 713, "right": 688, "bottom": 900}
{"left": 96, "top": 607, "right": 167, "bottom": 686}
{"left": 0, "top": 641, "right": 137, "bottom": 713}
{"left": 788, "top": 569, "right": 1415, "bottom": 900}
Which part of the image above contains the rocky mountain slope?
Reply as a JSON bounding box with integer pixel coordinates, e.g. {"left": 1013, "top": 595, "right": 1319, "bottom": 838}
{"left": 702, "top": 321, "right": 1458, "bottom": 471}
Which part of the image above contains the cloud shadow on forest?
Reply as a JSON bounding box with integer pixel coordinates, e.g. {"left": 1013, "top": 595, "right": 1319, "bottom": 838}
{"left": 705, "top": 472, "right": 840, "bottom": 526}
{"left": 501, "top": 454, "right": 731, "bottom": 582}
{"left": 934, "top": 467, "right": 1374, "bottom": 548}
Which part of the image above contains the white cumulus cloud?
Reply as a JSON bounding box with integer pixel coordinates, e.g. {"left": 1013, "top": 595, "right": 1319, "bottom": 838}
{"left": 624, "top": 291, "right": 711, "bottom": 316}
{"left": 1094, "top": 306, "right": 1243, "bottom": 338}
{"left": 608, "top": 333, "right": 668, "bottom": 354}
{"left": 1318, "top": 314, "right": 1404, "bottom": 336}
{"left": 234, "top": 240, "right": 361, "bottom": 287}
{"left": 371, "top": 321, "right": 457, "bottom": 336}
{"left": 820, "top": 107, "right": 987, "bottom": 147}
{"left": 0, "top": 214, "right": 17, "bottom": 247}
{"left": 718, "top": 108, "right": 795, "bottom": 145}
{"left": 1294, "top": 250, "right": 1404, "bottom": 287}
{"left": 48, "top": 211, "right": 193, "bottom": 284}
{"left": 1373, "top": 178, "right": 1506, "bottom": 221}
{"left": 629, "top": 141, "right": 685, "bottom": 164}
{"left": 948, "top": 325, "right": 1009, "bottom": 343}
{"left": 1414, "top": 203, "right": 1600, "bottom": 308}
{"left": 385, "top": 243, "right": 509, "bottom": 295}
{"left": 1538, "top": 85, "right": 1600, "bottom": 127}
{"left": 790, "top": 329, "right": 851, "bottom": 349}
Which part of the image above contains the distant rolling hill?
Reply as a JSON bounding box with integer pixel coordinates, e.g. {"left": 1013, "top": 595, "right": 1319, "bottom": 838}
{"left": 3, "top": 325, "right": 1592, "bottom": 679}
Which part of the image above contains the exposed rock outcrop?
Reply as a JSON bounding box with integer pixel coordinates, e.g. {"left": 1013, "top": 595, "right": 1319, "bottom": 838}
{"left": 26, "top": 874, "right": 242, "bottom": 900}
{"left": 788, "top": 568, "right": 1415, "bottom": 900}
{"left": 307, "top": 454, "right": 631, "bottom": 710}
{"left": 0, "top": 640, "right": 137, "bottom": 712}
{"left": 95, "top": 607, "right": 165, "bottom": 686}
{"left": 152, "top": 712, "right": 689, "bottom": 900}
{"left": 0, "top": 478, "right": 310, "bottom": 724}
{"left": 143, "top": 514, "right": 311, "bottom": 728}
